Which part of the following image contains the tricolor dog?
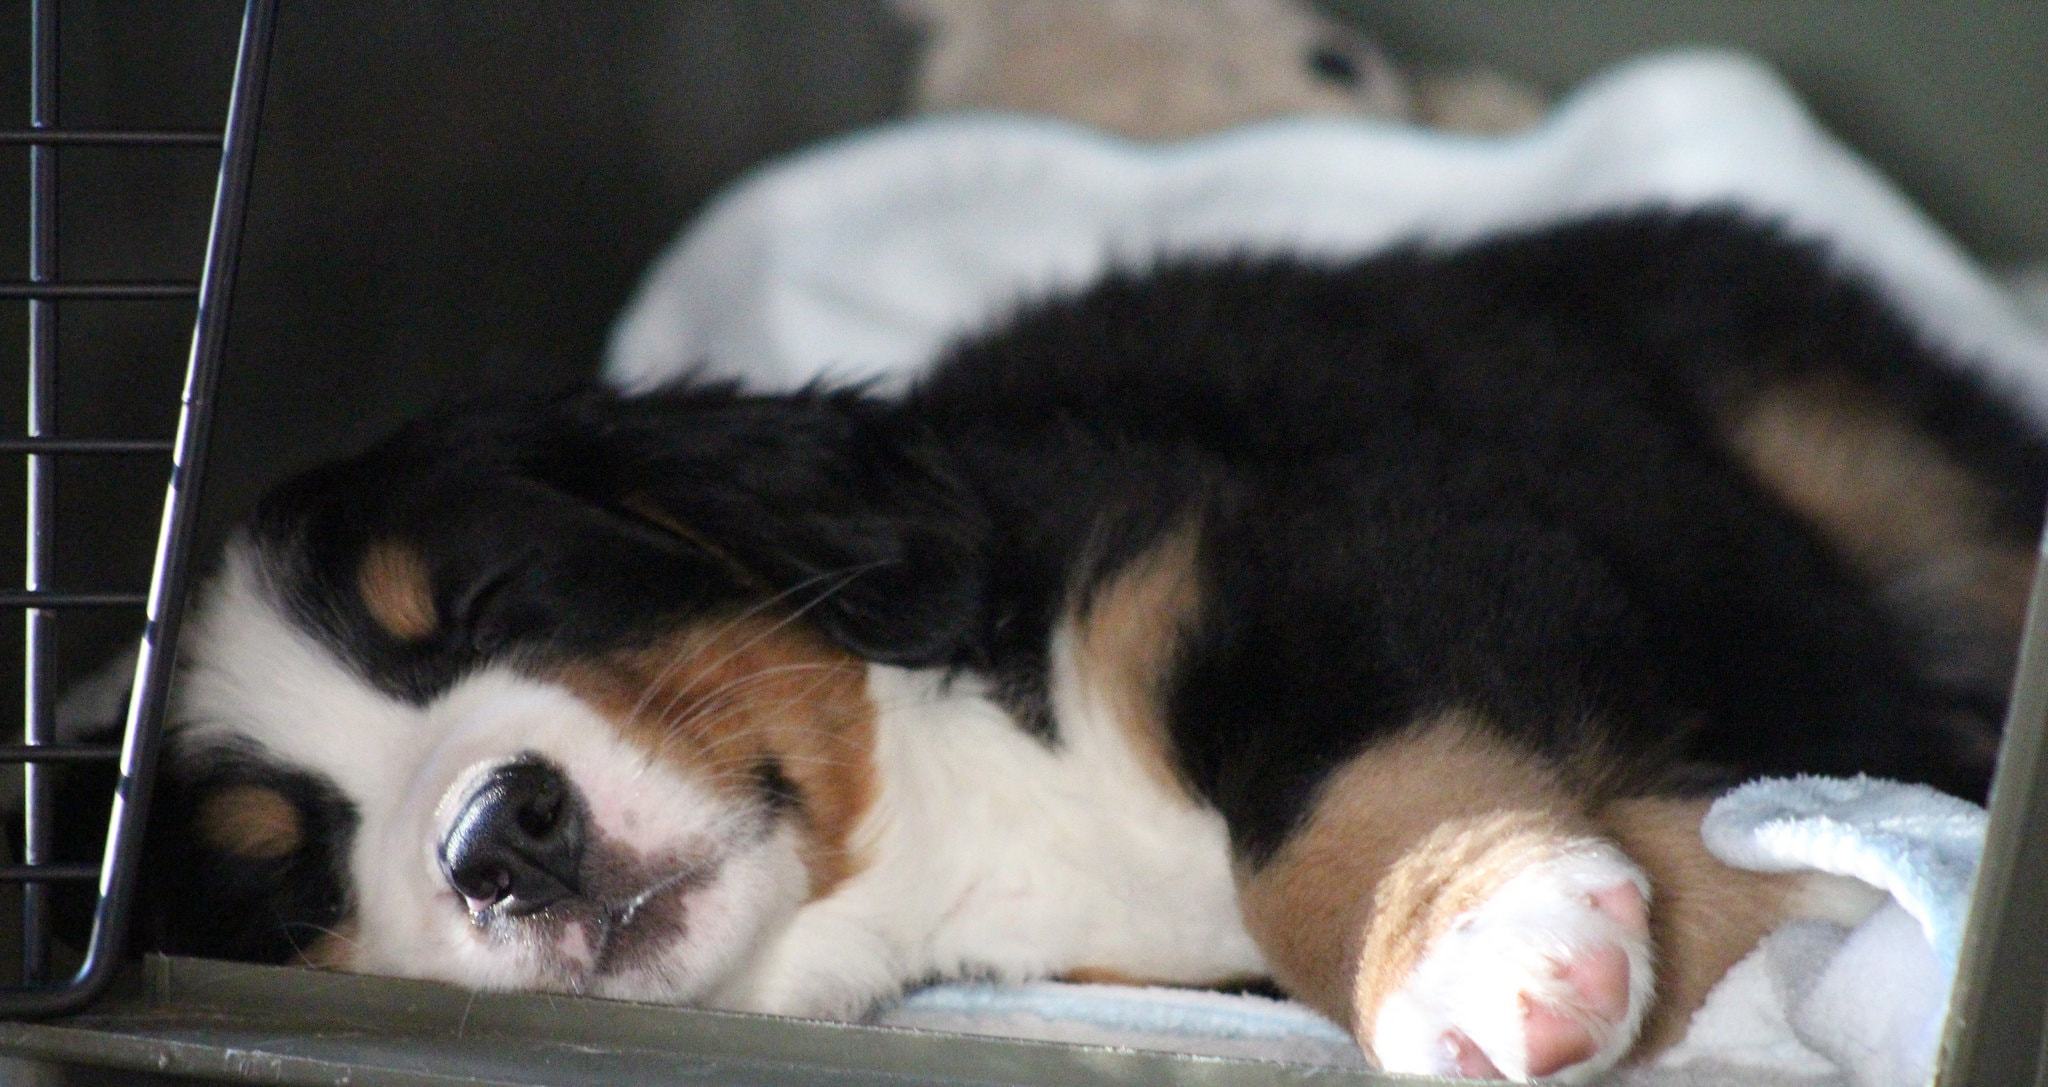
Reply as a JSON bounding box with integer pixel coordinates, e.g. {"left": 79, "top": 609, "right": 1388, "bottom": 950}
{"left": 148, "top": 212, "right": 2039, "bottom": 1081}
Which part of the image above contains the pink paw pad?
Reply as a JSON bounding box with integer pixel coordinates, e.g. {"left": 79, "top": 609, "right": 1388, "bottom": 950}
{"left": 1372, "top": 851, "right": 1653, "bottom": 1083}
{"left": 1521, "top": 939, "right": 1632, "bottom": 1077}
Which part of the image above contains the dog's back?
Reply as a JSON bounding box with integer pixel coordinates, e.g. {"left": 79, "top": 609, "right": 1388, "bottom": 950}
{"left": 916, "top": 209, "right": 2040, "bottom": 803}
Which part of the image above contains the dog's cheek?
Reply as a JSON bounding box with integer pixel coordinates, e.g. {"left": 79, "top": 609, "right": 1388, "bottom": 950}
{"left": 556, "top": 621, "right": 882, "bottom": 901}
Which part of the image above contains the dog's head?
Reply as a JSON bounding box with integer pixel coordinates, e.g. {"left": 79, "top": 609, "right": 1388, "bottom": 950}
{"left": 152, "top": 387, "right": 981, "bottom": 1001}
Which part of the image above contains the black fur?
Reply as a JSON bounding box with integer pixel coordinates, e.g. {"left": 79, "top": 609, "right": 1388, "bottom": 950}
{"left": 156, "top": 207, "right": 2046, "bottom": 956}
{"left": 913, "top": 209, "right": 2045, "bottom": 859}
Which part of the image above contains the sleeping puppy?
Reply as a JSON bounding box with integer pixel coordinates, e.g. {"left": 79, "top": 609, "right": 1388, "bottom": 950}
{"left": 148, "top": 210, "right": 2041, "bottom": 1082}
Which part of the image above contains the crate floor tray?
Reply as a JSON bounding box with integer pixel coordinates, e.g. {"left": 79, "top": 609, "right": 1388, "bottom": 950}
{"left": 0, "top": 957, "right": 1396, "bottom": 1086}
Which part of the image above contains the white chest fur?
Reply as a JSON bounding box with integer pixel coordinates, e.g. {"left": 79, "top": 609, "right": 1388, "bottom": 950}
{"left": 711, "top": 636, "right": 1268, "bottom": 1018}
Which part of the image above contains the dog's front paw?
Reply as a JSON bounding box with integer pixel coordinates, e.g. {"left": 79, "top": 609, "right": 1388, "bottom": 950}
{"left": 1368, "top": 842, "right": 1652, "bottom": 1083}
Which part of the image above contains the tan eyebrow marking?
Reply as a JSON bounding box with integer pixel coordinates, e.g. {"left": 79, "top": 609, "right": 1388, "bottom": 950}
{"left": 198, "top": 784, "right": 304, "bottom": 860}
{"left": 357, "top": 540, "right": 438, "bottom": 640}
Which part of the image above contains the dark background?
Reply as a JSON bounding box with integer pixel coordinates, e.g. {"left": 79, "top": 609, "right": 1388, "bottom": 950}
{"left": 0, "top": 0, "right": 2044, "bottom": 792}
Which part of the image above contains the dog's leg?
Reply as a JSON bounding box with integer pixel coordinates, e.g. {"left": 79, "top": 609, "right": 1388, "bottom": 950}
{"left": 1234, "top": 718, "right": 1810, "bottom": 1083}
{"left": 1235, "top": 717, "right": 1645, "bottom": 1082}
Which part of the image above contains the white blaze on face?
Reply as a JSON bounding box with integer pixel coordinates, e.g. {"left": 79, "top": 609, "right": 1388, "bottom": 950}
{"left": 173, "top": 542, "right": 812, "bottom": 1001}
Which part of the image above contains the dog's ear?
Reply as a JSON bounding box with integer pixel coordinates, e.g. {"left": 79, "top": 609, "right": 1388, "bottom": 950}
{"left": 268, "top": 387, "right": 986, "bottom": 673}
{"left": 543, "top": 387, "right": 987, "bottom": 667}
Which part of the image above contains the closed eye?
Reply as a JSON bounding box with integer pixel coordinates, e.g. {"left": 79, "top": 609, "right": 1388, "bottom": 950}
{"left": 451, "top": 560, "right": 523, "bottom": 654}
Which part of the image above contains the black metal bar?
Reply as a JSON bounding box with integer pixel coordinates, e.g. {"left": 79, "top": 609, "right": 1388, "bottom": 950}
{"left": 0, "top": 281, "right": 199, "bottom": 300}
{"left": 23, "top": 0, "right": 61, "bottom": 988}
{"left": 0, "top": 866, "right": 99, "bottom": 884}
{"left": 21, "top": 0, "right": 284, "bottom": 1022}
{"left": 0, "top": 438, "right": 173, "bottom": 455}
{"left": 0, "top": 592, "right": 148, "bottom": 609}
{"left": 0, "top": 744, "right": 121, "bottom": 764}
{"left": 0, "top": 129, "right": 220, "bottom": 147}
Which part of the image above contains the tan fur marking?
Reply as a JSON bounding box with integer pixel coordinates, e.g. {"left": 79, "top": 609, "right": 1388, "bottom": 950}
{"left": 1351, "top": 808, "right": 1594, "bottom": 1040}
{"left": 1238, "top": 715, "right": 1587, "bottom": 1042}
{"left": 1057, "top": 966, "right": 1270, "bottom": 990}
{"left": 197, "top": 784, "right": 304, "bottom": 860}
{"left": 1057, "top": 966, "right": 1147, "bottom": 986}
{"left": 298, "top": 917, "right": 358, "bottom": 970}
{"left": 1073, "top": 525, "right": 1203, "bottom": 796}
{"left": 1595, "top": 797, "right": 1803, "bottom": 1057}
{"left": 356, "top": 541, "right": 437, "bottom": 640}
{"left": 1722, "top": 375, "right": 2033, "bottom": 633}
{"left": 559, "top": 618, "right": 877, "bottom": 900}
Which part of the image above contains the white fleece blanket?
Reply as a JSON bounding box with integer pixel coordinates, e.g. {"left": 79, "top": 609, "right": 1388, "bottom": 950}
{"left": 606, "top": 53, "right": 2048, "bottom": 420}
{"left": 603, "top": 51, "right": 2041, "bottom": 1085}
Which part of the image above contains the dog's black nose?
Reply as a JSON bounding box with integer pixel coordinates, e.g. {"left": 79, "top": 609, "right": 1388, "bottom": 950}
{"left": 439, "top": 759, "right": 585, "bottom": 916}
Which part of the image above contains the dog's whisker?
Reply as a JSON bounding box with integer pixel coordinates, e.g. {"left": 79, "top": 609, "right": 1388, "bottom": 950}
{"left": 617, "top": 564, "right": 874, "bottom": 733}
{"left": 666, "top": 667, "right": 856, "bottom": 747}
{"left": 640, "top": 563, "right": 883, "bottom": 741}
{"left": 622, "top": 564, "right": 884, "bottom": 786}
{"left": 624, "top": 663, "right": 863, "bottom": 792}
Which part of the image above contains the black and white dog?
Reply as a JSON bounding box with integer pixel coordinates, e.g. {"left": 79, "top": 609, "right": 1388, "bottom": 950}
{"left": 146, "top": 211, "right": 2039, "bottom": 1082}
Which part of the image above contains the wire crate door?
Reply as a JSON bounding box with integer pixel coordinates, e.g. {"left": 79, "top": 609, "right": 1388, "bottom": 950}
{"left": 0, "top": 0, "right": 279, "bottom": 1018}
